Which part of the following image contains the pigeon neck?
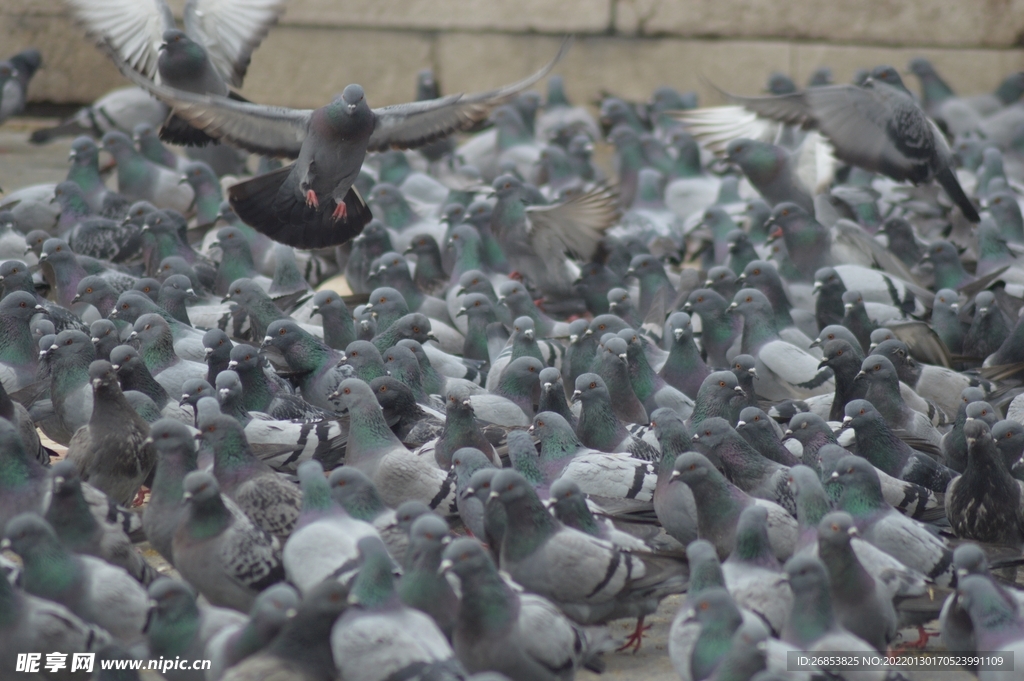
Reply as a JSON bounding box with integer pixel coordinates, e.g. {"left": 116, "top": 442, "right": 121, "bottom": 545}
{"left": 500, "top": 493, "right": 558, "bottom": 563}
{"left": 537, "top": 388, "right": 573, "bottom": 425}
{"left": 0, "top": 382, "right": 14, "bottom": 422}
{"left": 738, "top": 308, "right": 780, "bottom": 355}
{"left": 688, "top": 559, "right": 726, "bottom": 596}
{"left": 0, "top": 575, "right": 17, "bottom": 627}
{"left": 333, "top": 486, "right": 385, "bottom": 522}
{"left": 321, "top": 308, "right": 356, "bottom": 351}
{"left": 453, "top": 562, "right": 517, "bottom": 635}
{"left": 785, "top": 582, "right": 837, "bottom": 648}
{"left": 47, "top": 484, "right": 99, "bottom": 549}
{"left": 52, "top": 355, "right": 91, "bottom": 401}
{"left": 625, "top": 343, "right": 659, "bottom": 403}
{"left": 794, "top": 487, "right": 830, "bottom": 533}
{"left": 66, "top": 162, "right": 103, "bottom": 195}
{"left": 269, "top": 606, "right": 343, "bottom": 677}
{"left": 509, "top": 334, "right": 543, "bottom": 364}
{"left": 283, "top": 336, "right": 336, "bottom": 375}
{"left": 345, "top": 404, "right": 406, "bottom": 469}
{"left": 691, "top": 608, "right": 743, "bottom": 681}
{"left": 838, "top": 480, "right": 885, "bottom": 518}
{"left": 0, "top": 437, "right": 45, "bottom": 490}
{"left": 147, "top": 604, "right": 201, "bottom": 659}
{"left": 556, "top": 498, "right": 601, "bottom": 538}
{"left": 151, "top": 448, "right": 198, "bottom": 508}
{"left": 350, "top": 551, "right": 398, "bottom": 610}
{"left": 819, "top": 537, "right": 873, "bottom": 596}
{"left": 509, "top": 445, "right": 545, "bottom": 488}
{"left": 728, "top": 518, "right": 779, "bottom": 569}
{"left": 185, "top": 494, "right": 233, "bottom": 540}
{"left": 43, "top": 259, "right": 88, "bottom": 309}
{"left": 862, "top": 378, "right": 903, "bottom": 424}
{"left": 655, "top": 425, "right": 691, "bottom": 486}
{"left": 577, "top": 393, "right": 629, "bottom": 451}
{"left": 377, "top": 198, "right": 416, "bottom": 230}
{"left": 538, "top": 425, "right": 585, "bottom": 476}
{"left": 299, "top": 472, "right": 340, "bottom": 519}
{"left": 20, "top": 537, "right": 79, "bottom": 599}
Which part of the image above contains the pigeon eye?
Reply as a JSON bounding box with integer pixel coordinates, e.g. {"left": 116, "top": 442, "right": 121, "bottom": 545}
{"left": 589, "top": 382, "right": 596, "bottom": 389}
{"left": 380, "top": 386, "right": 387, "bottom": 392}
{"left": 745, "top": 297, "right": 752, "bottom": 302}
{"left": 19, "top": 302, "right": 25, "bottom": 307}
{"left": 689, "top": 464, "right": 696, "bottom": 470}
{"left": 874, "top": 365, "right": 880, "bottom": 371}
{"left": 836, "top": 350, "right": 842, "bottom": 356}
{"left": 65, "top": 339, "right": 72, "bottom": 345}
{"left": 413, "top": 326, "right": 420, "bottom": 332}
{"left": 753, "top": 269, "right": 760, "bottom": 275}
{"left": 344, "top": 387, "right": 351, "bottom": 394}
{"left": 719, "top": 381, "right": 725, "bottom": 387}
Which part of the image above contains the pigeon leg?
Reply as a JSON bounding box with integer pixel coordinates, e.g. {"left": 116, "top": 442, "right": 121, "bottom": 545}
{"left": 890, "top": 625, "right": 936, "bottom": 652}
{"left": 305, "top": 189, "right": 319, "bottom": 208}
{"left": 332, "top": 201, "right": 348, "bottom": 220}
{"left": 616, "top": 616, "right": 651, "bottom": 653}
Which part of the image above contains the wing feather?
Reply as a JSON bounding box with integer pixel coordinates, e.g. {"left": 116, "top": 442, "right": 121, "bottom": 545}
{"left": 184, "top": 0, "right": 288, "bottom": 87}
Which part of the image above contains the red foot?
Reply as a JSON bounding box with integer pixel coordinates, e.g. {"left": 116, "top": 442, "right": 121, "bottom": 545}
{"left": 509, "top": 271, "right": 524, "bottom": 282}
{"left": 616, "top": 616, "right": 651, "bottom": 654}
{"left": 332, "top": 201, "right": 348, "bottom": 220}
{"left": 131, "top": 486, "right": 150, "bottom": 508}
{"left": 890, "top": 626, "right": 936, "bottom": 653}
{"left": 305, "top": 189, "right": 319, "bottom": 209}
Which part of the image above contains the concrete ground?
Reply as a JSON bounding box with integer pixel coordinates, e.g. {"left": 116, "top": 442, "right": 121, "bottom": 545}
{"left": 1, "top": 118, "right": 981, "bottom": 681}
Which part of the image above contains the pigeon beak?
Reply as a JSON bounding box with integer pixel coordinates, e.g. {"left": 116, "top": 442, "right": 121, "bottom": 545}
{"left": 489, "top": 490, "right": 499, "bottom": 501}
{"left": 438, "top": 558, "right": 454, "bottom": 574}
{"left": 847, "top": 526, "right": 858, "bottom": 537}
{"left": 91, "top": 378, "right": 102, "bottom": 387}
{"left": 527, "top": 424, "right": 535, "bottom": 434}
{"left": 734, "top": 386, "right": 745, "bottom": 396}
{"left": 978, "top": 307, "right": 989, "bottom": 314}
{"left": 583, "top": 329, "right": 593, "bottom": 337}
{"left": 736, "top": 273, "right": 746, "bottom": 283}
{"left": 456, "top": 307, "right": 467, "bottom": 317}
{"left": 736, "top": 420, "right": 746, "bottom": 428}
{"left": 180, "top": 395, "right": 190, "bottom": 406}
{"left": 455, "top": 286, "right": 467, "bottom": 296}
{"left": 854, "top": 370, "right": 866, "bottom": 381}
{"left": 462, "top": 399, "right": 472, "bottom": 408}
{"left": 682, "top": 302, "right": 693, "bottom": 313}
{"left": 842, "top": 415, "right": 852, "bottom": 427}
{"left": 0, "top": 538, "right": 9, "bottom": 551}
{"left": 227, "top": 360, "right": 238, "bottom": 369}
{"left": 673, "top": 328, "right": 684, "bottom": 341}
{"left": 817, "top": 358, "right": 828, "bottom": 369}
{"left": 624, "top": 268, "right": 636, "bottom": 278}
{"left": 53, "top": 475, "right": 65, "bottom": 490}
{"left": 747, "top": 368, "right": 756, "bottom": 377}
{"left": 128, "top": 331, "right": 138, "bottom": 341}
{"left": 542, "top": 381, "right": 552, "bottom": 391}
{"left": 809, "top": 338, "right": 821, "bottom": 348}
{"left": 570, "top": 390, "right": 582, "bottom": 403}
{"left": 524, "top": 330, "right": 534, "bottom": 340}
{"left": 670, "top": 470, "right": 681, "bottom": 480}
{"left": 569, "top": 334, "right": 578, "bottom": 344}
{"left": 617, "top": 352, "right": 627, "bottom": 362}
{"left": 727, "top": 302, "right": 738, "bottom": 313}
{"left": 68, "top": 150, "right": 77, "bottom": 161}
{"left": 830, "top": 471, "right": 840, "bottom": 480}
{"left": 204, "top": 347, "right": 215, "bottom": 357}
{"left": 692, "top": 433, "right": 700, "bottom": 442}
{"left": 784, "top": 429, "right": 793, "bottom": 437}
{"left": 426, "top": 334, "right": 439, "bottom": 342}
{"left": 181, "top": 491, "right": 192, "bottom": 501}
{"left": 34, "top": 304, "right": 46, "bottom": 313}
{"left": 402, "top": 245, "right": 414, "bottom": 255}
{"left": 143, "top": 436, "right": 154, "bottom": 445}
{"left": 262, "top": 335, "right": 273, "bottom": 347}
{"left": 178, "top": 176, "right": 188, "bottom": 185}
{"left": 496, "top": 295, "right": 506, "bottom": 304}
{"left": 71, "top": 294, "right": 82, "bottom": 304}
{"left": 812, "top": 282, "right": 822, "bottom": 294}
{"left": 843, "top": 303, "right": 853, "bottom": 312}
{"left": 38, "top": 253, "right": 47, "bottom": 262}
{"left": 218, "top": 388, "right": 229, "bottom": 398}
{"left": 703, "top": 279, "right": 714, "bottom": 288}
{"left": 328, "top": 390, "right": 340, "bottom": 399}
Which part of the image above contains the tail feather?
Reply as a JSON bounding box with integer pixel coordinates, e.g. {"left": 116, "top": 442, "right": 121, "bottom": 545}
{"left": 229, "top": 165, "right": 373, "bottom": 249}
{"left": 29, "top": 118, "right": 92, "bottom": 145}
{"left": 159, "top": 112, "right": 218, "bottom": 147}
{"left": 936, "top": 166, "right": 980, "bottom": 222}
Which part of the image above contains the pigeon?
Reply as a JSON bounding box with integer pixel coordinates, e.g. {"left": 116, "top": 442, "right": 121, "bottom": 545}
{"left": 946, "top": 418, "right": 1024, "bottom": 548}
{"left": 65, "top": 360, "right": 156, "bottom": 507}
{"left": 488, "top": 469, "right": 685, "bottom": 650}
{"left": 197, "top": 413, "right": 302, "bottom": 542}
{"left": 572, "top": 373, "right": 659, "bottom": 459}
{"left": 397, "top": 514, "right": 459, "bottom": 640}
{"left": 109, "top": 39, "right": 570, "bottom": 248}
{"left": 441, "top": 535, "right": 606, "bottom": 681}
{"left": 331, "top": 536, "right": 466, "bottom": 681}
{"left": 830, "top": 456, "right": 956, "bottom": 586}
{"left": 100, "top": 132, "right": 195, "bottom": 212}
{"left": 669, "top": 451, "right": 797, "bottom": 561}
{"left": 204, "top": 582, "right": 300, "bottom": 680}
{"left": 143, "top": 578, "right": 247, "bottom": 681}
{"left": 44, "top": 460, "right": 157, "bottom": 586}
{"left": 143, "top": 418, "right": 199, "bottom": 565}
{"left": 2, "top": 513, "right": 149, "bottom": 645}
{"left": 0, "top": 554, "right": 111, "bottom": 677}
{"left": 311, "top": 289, "right": 357, "bottom": 351}
{"left": 841, "top": 399, "right": 954, "bottom": 493}
{"left": 720, "top": 66, "right": 980, "bottom": 222}
{"left": 434, "top": 385, "right": 500, "bottom": 469}
{"left": 950, "top": 575, "right": 1024, "bottom": 681}
{"left": 283, "top": 460, "right": 378, "bottom": 595}
{"left": 735, "top": 407, "right": 799, "bottom": 466}
{"left": 334, "top": 378, "right": 455, "bottom": 514}
{"left": 0, "top": 372, "right": 48, "bottom": 466}
{"left": 855, "top": 355, "right": 942, "bottom": 449}
{"left": 659, "top": 312, "right": 711, "bottom": 400}
{"left": 531, "top": 411, "right": 658, "bottom": 503}
{"left": 329, "top": 466, "right": 409, "bottom": 564}
{"left": 172, "top": 470, "right": 284, "bottom": 612}
{"left": 220, "top": 578, "right": 349, "bottom": 681}
{"left": 261, "top": 319, "right": 348, "bottom": 412}
{"left": 721, "top": 505, "right": 793, "bottom": 636}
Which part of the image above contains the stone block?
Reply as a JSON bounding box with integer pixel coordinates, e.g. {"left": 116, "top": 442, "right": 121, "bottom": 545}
{"left": 282, "top": 0, "right": 612, "bottom": 33}
{"left": 615, "top": 0, "right": 1024, "bottom": 49}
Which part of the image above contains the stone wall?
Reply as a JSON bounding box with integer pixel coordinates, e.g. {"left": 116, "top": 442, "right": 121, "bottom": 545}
{"left": 4, "top": 0, "right": 1024, "bottom": 109}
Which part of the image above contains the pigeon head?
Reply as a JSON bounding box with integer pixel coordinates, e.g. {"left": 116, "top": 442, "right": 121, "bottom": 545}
{"left": 1, "top": 291, "right": 43, "bottom": 322}
{"left": 215, "top": 370, "right": 243, "bottom": 404}
{"left": 571, "top": 372, "right": 610, "bottom": 405}
{"left": 548, "top": 477, "right": 585, "bottom": 507}
{"left": 606, "top": 287, "right": 632, "bottom": 317}
{"left": 691, "top": 416, "right": 737, "bottom": 452}
{"left": 180, "top": 161, "right": 217, "bottom": 190}
{"left": 368, "top": 376, "right": 416, "bottom": 416}
{"left": 952, "top": 543, "right": 989, "bottom": 579}
{"left": 100, "top": 130, "right": 134, "bottom": 157}
{"left": 39, "top": 237, "right": 78, "bottom": 266}
{"left": 670, "top": 451, "right": 719, "bottom": 487}
{"left": 49, "top": 459, "right": 82, "bottom": 496}
{"left": 868, "top": 65, "right": 909, "bottom": 92}
{"left": 587, "top": 314, "right": 629, "bottom": 339}
{"left": 830, "top": 455, "right": 880, "bottom": 492}
{"left": 440, "top": 536, "right": 493, "bottom": 580}
{"left": 667, "top": 311, "right": 693, "bottom": 343}
{"left": 340, "top": 83, "right": 365, "bottom": 109}
{"left": 47, "top": 330, "right": 94, "bottom": 362}
{"left": 649, "top": 406, "right": 689, "bottom": 444}
{"left": 0, "top": 259, "right": 31, "bottom": 291}
{"left": 922, "top": 240, "right": 960, "bottom": 267}
{"left": 366, "top": 183, "right": 403, "bottom": 208}
{"left": 438, "top": 203, "right": 466, "bottom": 229}
{"left": 624, "top": 253, "right": 665, "bottom": 280}
{"left": 954, "top": 574, "right": 1019, "bottom": 637}
{"left": 783, "top": 554, "right": 830, "bottom": 595}
{"left": 491, "top": 173, "right": 524, "bottom": 199}
{"left": 403, "top": 233, "right": 440, "bottom": 260}
{"left": 69, "top": 135, "right": 99, "bottom": 164}
{"left": 736, "top": 407, "right": 772, "bottom": 431}
{"left": 811, "top": 324, "right": 860, "bottom": 350}
{"left": 842, "top": 399, "right": 880, "bottom": 428}
{"left": 854, "top": 354, "right": 898, "bottom": 386}
{"left": 1, "top": 513, "right": 58, "bottom": 557}
{"left": 991, "top": 419, "right": 1024, "bottom": 470}
{"left": 451, "top": 447, "right": 493, "bottom": 481}
{"left": 786, "top": 464, "right": 826, "bottom": 498}
{"left": 817, "top": 511, "right": 857, "bottom": 549}
{"left": 227, "top": 344, "right": 263, "bottom": 373}
{"left": 262, "top": 320, "right": 307, "bottom": 353}
{"left": 108, "top": 292, "right": 159, "bottom": 325}
{"left": 727, "top": 288, "right": 773, "bottom": 318}
{"left": 311, "top": 289, "right": 346, "bottom": 318}
{"left": 840, "top": 290, "right": 865, "bottom": 313}
{"left": 332, "top": 378, "right": 379, "bottom": 415}
{"left": 817, "top": 338, "right": 863, "bottom": 371}
{"left": 181, "top": 470, "right": 221, "bottom": 506}
{"left": 408, "top": 513, "right": 450, "bottom": 549}
{"left": 365, "top": 286, "right": 408, "bottom": 319}
{"left": 222, "top": 278, "right": 269, "bottom": 306}
{"left": 179, "top": 378, "right": 214, "bottom": 409}
{"left": 963, "top": 416, "right": 993, "bottom": 448}
{"left": 196, "top": 413, "right": 248, "bottom": 452}
{"left": 683, "top": 288, "right": 728, "bottom": 317}
{"left": 133, "top": 278, "right": 162, "bottom": 301}
{"left": 784, "top": 412, "right": 833, "bottom": 442}
{"left": 964, "top": 401, "right": 999, "bottom": 426}
{"left": 146, "top": 419, "right": 196, "bottom": 457}
{"left": 394, "top": 500, "right": 431, "bottom": 535}
{"left": 328, "top": 466, "right": 383, "bottom": 519}
{"left": 88, "top": 359, "right": 119, "bottom": 391}
{"left": 489, "top": 469, "right": 537, "bottom": 509}
{"left": 456, "top": 293, "right": 494, "bottom": 319}
{"left": 131, "top": 313, "right": 172, "bottom": 345}
{"left": 764, "top": 202, "right": 813, "bottom": 241}
{"left": 213, "top": 227, "right": 253, "bottom": 257}
{"left": 146, "top": 578, "right": 199, "bottom": 622}
{"left": 109, "top": 344, "right": 142, "bottom": 371}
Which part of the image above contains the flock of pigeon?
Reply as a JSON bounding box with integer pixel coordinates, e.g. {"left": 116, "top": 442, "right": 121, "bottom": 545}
{"left": 0, "top": 1, "right": 1023, "bottom": 681}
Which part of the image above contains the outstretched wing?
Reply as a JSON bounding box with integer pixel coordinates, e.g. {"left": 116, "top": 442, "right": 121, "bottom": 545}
{"left": 183, "top": 0, "right": 289, "bottom": 88}
{"left": 367, "top": 37, "right": 572, "bottom": 152}
{"left": 526, "top": 184, "right": 620, "bottom": 261}
{"left": 66, "top": 0, "right": 176, "bottom": 80}
{"left": 103, "top": 48, "right": 311, "bottom": 157}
